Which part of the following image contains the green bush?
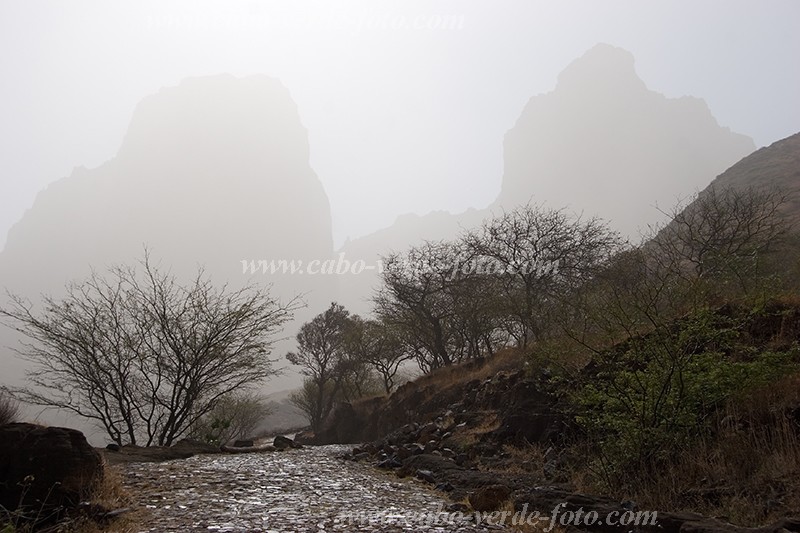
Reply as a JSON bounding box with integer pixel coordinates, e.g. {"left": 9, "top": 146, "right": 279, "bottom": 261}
{"left": 190, "top": 392, "right": 271, "bottom": 446}
{"left": 576, "top": 308, "right": 800, "bottom": 486}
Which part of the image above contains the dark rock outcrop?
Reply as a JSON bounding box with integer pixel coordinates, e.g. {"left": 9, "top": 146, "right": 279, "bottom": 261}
{"left": 273, "top": 435, "right": 302, "bottom": 450}
{"left": 314, "top": 367, "right": 566, "bottom": 448}
{"left": 0, "top": 423, "right": 104, "bottom": 518}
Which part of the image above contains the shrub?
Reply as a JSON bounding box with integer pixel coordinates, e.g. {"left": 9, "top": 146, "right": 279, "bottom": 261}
{"left": 190, "top": 392, "right": 271, "bottom": 446}
{"left": 576, "top": 308, "right": 800, "bottom": 487}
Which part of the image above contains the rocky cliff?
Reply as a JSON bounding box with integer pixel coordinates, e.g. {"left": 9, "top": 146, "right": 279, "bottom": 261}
{"left": 0, "top": 74, "right": 336, "bottom": 388}
{"left": 495, "top": 43, "right": 755, "bottom": 239}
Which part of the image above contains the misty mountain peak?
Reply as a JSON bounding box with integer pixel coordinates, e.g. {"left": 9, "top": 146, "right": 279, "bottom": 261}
{"left": 497, "top": 44, "right": 755, "bottom": 240}
{"left": 556, "top": 43, "right": 646, "bottom": 96}
{"left": 0, "top": 74, "right": 334, "bottom": 293}
{"left": 117, "top": 75, "right": 310, "bottom": 176}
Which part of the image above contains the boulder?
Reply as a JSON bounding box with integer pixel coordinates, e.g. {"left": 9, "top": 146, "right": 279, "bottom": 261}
{"left": 415, "top": 469, "right": 436, "bottom": 484}
{"left": 273, "top": 435, "right": 300, "bottom": 449}
{"left": 0, "top": 423, "right": 104, "bottom": 520}
{"left": 171, "top": 438, "right": 219, "bottom": 455}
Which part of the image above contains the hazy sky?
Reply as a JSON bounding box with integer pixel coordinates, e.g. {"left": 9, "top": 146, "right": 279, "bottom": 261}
{"left": 1, "top": 1, "right": 798, "bottom": 250}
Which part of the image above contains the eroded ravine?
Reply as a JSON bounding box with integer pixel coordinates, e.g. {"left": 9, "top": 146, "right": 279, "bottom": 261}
{"left": 118, "top": 445, "right": 501, "bottom": 532}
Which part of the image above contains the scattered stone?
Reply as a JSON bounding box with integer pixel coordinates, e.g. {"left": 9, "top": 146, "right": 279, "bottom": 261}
{"left": 382, "top": 443, "right": 397, "bottom": 455}
{"left": 377, "top": 457, "right": 403, "bottom": 469}
{"left": 396, "top": 445, "right": 412, "bottom": 460}
{"left": 454, "top": 453, "right": 470, "bottom": 466}
{"left": 233, "top": 439, "right": 254, "bottom": 448}
{"left": 418, "top": 422, "right": 438, "bottom": 440}
{"left": 407, "top": 443, "right": 425, "bottom": 455}
{"left": 293, "top": 429, "right": 315, "bottom": 445}
{"left": 172, "top": 438, "right": 220, "bottom": 454}
{"left": 415, "top": 469, "right": 436, "bottom": 484}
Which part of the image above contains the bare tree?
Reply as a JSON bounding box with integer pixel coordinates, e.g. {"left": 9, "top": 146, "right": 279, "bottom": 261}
{"left": 374, "top": 241, "right": 498, "bottom": 372}
{"left": 464, "top": 204, "right": 623, "bottom": 346}
{"left": 0, "top": 252, "right": 297, "bottom": 445}
{"left": 652, "top": 185, "right": 792, "bottom": 296}
{"left": 344, "top": 316, "right": 412, "bottom": 394}
{"left": 286, "top": 302, "right": 351, "bottom": 431}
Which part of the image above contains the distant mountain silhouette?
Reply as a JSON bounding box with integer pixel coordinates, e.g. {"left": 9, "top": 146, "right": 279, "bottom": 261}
{"left": 0, "top": 75, "right": 336, "bottom": 390}
{"left": 336, "top": 44, "right": 756, "bottom": 312}
{"left": 495, "top": 43, "right": 755, "bottom": 237}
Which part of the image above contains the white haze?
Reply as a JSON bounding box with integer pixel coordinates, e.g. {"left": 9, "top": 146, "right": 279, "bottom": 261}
{"left": 1, "top": 0, "right": 799, "bottom": 251}
{"left": 0, "top": 1, "right": 798, "bottom": 442}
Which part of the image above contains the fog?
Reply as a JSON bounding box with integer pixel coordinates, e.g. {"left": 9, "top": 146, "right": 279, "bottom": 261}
{"left": 1, "top": 1, "right": 798, "bottom": 251}
{"left": 0, "top": 1, "right": 798, "bottom": 439}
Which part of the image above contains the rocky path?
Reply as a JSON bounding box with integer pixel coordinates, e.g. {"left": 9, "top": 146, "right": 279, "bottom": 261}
{"left": 117, "top": 445, "right": 503, "bottom": 532}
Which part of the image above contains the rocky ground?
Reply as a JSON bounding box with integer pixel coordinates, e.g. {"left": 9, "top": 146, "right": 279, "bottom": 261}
{"left": 325, "top": 369, "right": 800, "bottom": 533}
{"left": 341, "top": 421, "right": 800, "bottom": 533}
{"left": 114, "top": 445, "right": 504, "bottom": 532}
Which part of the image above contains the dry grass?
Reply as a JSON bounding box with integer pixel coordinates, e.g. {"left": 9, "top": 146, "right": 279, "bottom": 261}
{"left": 411, "top": 348, "right": 525, "bottom": 391}
{"left": 530, "top": 335, "right": 594, "bottom": 371}
{"left": 444, "top": 411, "right": 501, "bottom": 451}
{"left": 6, "top": 465, "right": 141, "bottom": 533}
